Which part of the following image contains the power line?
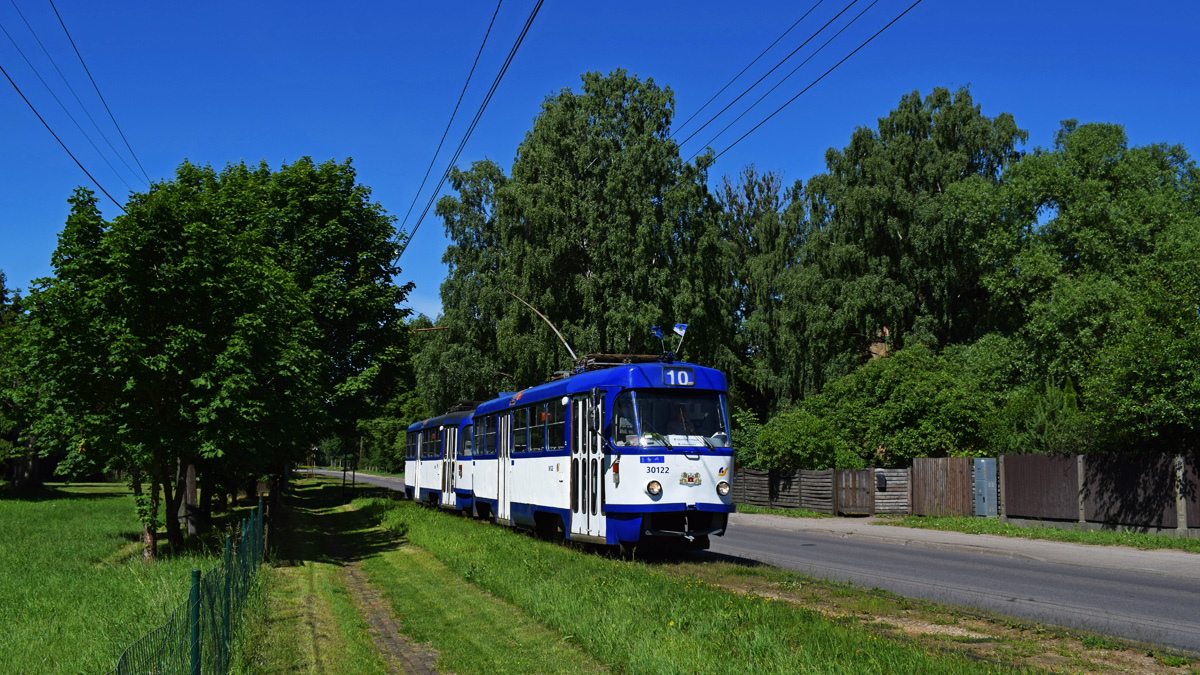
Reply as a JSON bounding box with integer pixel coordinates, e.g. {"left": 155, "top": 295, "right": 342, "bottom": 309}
{"left": 398, "top": 0, "right": 544, "bottom": 259}
{"left": 710, "top": 0, "right": 925, "bottom": 162}
{"left": 0, "top": 18, "right": 134, "bottom": 192}
{"left": 47, "top": 0, "right": 151, "bottom": 185}
{"left": 688, "top": 0, "right": 881, "bottom": 162}
{"left": 673, "top": 0, "right": 824, "bottom": 138}
{"left": 10, "top": 0, "right": 146, "bottom": 187}
{"left": 0, "top": 60, "right": 125, "bottom": 212}
{"left": 675, "top": 0, "right": 860, "bottom": 149}
{"left": 400, "top": 0, "right": 504, "bottom": 232}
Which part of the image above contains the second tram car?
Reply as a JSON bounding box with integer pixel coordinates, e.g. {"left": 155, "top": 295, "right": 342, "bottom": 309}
{"left": 404, "top": 356, "right": 734, "bottom": 550}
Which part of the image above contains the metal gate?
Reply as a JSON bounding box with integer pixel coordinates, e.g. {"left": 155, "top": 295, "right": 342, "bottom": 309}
{"left": 974, "top": 457, "right": 998, "bottom": 517}
{"left": 570, "top": 392, "right": 605, "bottom": 540}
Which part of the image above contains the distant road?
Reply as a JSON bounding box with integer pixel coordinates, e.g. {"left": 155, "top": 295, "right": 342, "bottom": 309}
{"left": 313, "top": 470, "right": 1200, "bottom": 654}
{"left": 708, "top": 514, "right": 1200, "bottom": 654}
{"left": 309, "top": 469, "right": 406, "bottom": 492}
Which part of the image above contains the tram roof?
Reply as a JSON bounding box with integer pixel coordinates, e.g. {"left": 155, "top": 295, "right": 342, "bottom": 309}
{"left": 406, "top": 408, "right": 474, "bottom": 433}
{"left": 473, "top": 361, "right": 727, "bottom": 416}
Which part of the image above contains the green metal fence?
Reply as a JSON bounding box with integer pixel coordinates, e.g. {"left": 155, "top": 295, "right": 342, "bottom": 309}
{"left": 104, "top": 499, "right": 267, "bottom": 675}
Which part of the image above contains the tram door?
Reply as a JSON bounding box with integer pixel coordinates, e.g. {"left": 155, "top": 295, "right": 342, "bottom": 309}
{"left": 498, "top": 413, "right": 512, "bottom": 524}
{"left": 413, "top": 433, "right": 423, "bottom": 499}
{"left": 570, "top": 392, "right": 606, "bottom": 540}
{"left": 441, "top": 427, "right": 457, "bottom": 508}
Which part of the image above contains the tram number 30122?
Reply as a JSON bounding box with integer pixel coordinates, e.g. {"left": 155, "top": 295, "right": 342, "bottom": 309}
{"left": 646, "top": 465, "right": 670, "bottom": 474}
{"left": 663, "top": 367, "right": 694, "bottom": 386}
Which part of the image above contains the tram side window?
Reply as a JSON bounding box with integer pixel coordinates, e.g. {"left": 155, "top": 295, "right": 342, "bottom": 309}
{"left": 484, "top": 415, "right": 497, "bottom": 455}
{"left": 513, "top": 408, "right": 528, "bottom": 453}
{"left": 461, "top": 425, "right": 473, "bottom": 458}
{"left": 405, "top": 433, "right": 414, "bottom": 460}
{"left": 613, "top": 392, "right": 638, "bottom": 446}
{"left": 547, "top": 398, "right": 566, "bottom": 452}
{"left": 529, "top": 404, "right": 545, "bottom": 452}
{"left": 421, "top": 428, "right": 440, "bottom": 459}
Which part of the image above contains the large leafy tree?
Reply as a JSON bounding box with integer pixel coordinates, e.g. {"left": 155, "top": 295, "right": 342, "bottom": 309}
{"left": 782, "top": 87, "right": 1027, "bottom": 392}
{"left": 974, "top": 122, "right": 1200, "bottom": 450}
{"left": 21, "top": 182, "right": 321, "bottom": 557}
{"left": 251, "top": 158, "right": 414, "bottom": 440}
{"left": 716, "top": 166, "right": 799, "bottom": 416}
{"left": 425, "top": 70, "right": 730, "bottom": 408}
{"left": 20, "top": 158, "right": 409, "bottom": 558}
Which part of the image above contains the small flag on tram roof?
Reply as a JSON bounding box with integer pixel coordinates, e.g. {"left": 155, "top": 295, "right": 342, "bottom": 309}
{"left": 650, "top": 326, "right": 662, "bottom": 339}
{"left": 673, "top": 324, "right": 688, "bottom": 337}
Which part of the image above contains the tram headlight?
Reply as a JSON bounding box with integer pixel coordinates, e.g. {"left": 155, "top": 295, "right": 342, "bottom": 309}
{"left": 716, "top": 481, "right": 731, "bottom": 497}
{"left": 647, "top": 480, "right": 662, "bottom": 496}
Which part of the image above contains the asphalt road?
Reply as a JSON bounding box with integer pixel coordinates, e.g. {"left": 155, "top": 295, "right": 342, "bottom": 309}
{"left": 310, "top": 469, "right": 1200, "bottom": 654}
{"left": 708, "top": 515, "right": 1200, "bottom": 655}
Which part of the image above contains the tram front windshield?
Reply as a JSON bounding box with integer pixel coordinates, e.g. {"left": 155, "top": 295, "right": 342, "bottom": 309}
{"left": 612, "top": 391, "right": 729, "bottom": 448}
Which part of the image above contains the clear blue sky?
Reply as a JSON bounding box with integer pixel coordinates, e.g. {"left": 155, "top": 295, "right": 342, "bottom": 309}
{"left": 2, "top": 1, "right": 1197, "bottom": 319}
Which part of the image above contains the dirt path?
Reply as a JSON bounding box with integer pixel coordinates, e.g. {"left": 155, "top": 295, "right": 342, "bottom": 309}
{"left": 327, "top": 531, "right": 442, "bottom": 675}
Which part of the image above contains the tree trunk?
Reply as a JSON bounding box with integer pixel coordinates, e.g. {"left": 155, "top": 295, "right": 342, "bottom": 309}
{"left": 163, "top": 460, "right": 185, "bottom": 553}
{"left": 198, "top": 468, "right": 213, "bottom": 523}
{"left": 183, "top": 462, "right": 198, "bottom": 537}
{"left": 11, "top": 436, "right": 41, "bottom": 489}
{"left": 134, "top": 476, "right": 159, "bottom": 563}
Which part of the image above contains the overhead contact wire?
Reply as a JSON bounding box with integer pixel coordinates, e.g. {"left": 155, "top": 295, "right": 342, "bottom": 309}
{"left": 400, "top": 0, "right": 504, "bottom": 232}
{"left": 0, "top": 18, "right": 133, "bottom": 192}
{"left": 0, "top": 61, "right": 125, "bottom": 212}
{"left": 48, "top": 0, "right": 151, "bottom": 184}
{"left": 688, "top": 0, "right": 881, "bottom": 162}
{"left": 673, "top": 0, "right": 824, "bottom": 138}
{"left": 712, "top": 0, "right": 926, "bottom": 161}
{"left": 399, "top": 0, "right": 544, "bottom": 258}
{"left": 11, "top": 0, "right": 146, "bottom": 187}
{"left": 676, "top": 0, "right": 860, "bottom": 149}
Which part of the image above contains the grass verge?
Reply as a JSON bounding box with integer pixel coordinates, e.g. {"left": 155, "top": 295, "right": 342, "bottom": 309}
{"left": 0, "top": 483, "right": 239, "bottom": 674}
{"left": 889, "top": 515, "right": 1200, "bottom": 553}
{"left": 662, "top": 557, "right": 1197, "bottom": 675}
{"left": 736, "top": 503, "right": 830, "bottom": 518}
{"left": 356, "top": 498, "right": 1029, "bottom": 675}
{"left": 243, "top": 479, "right": 605, "bottom": 674}
{"left": 230, "top": 481, "right": 388, "bottom": 675}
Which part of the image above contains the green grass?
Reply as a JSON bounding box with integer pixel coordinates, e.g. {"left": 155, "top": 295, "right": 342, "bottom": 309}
{"left": 736, "top": 503, "right": 830, "bottom": 518}
{"left": 357, "top": 498, "right": 1028, "bottom": 675}
{"left": 890, "top": 516, "right": 1200, "bottom": 553}
{"left": 0, "top": 483, "right": 232, "bottom": 674}
{"left": 231, "top": 480, "right": 389, "bottom": 675}
{"left": 241, "top": 479, "right": 602, "bottom": 674}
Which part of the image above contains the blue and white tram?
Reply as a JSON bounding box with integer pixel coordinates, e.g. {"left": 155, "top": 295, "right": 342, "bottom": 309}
{"left": 407, "top": 357, "right": 735, "bottom": 550}
{"left": 403, "top": 408, "right": 474, "bottom": 511}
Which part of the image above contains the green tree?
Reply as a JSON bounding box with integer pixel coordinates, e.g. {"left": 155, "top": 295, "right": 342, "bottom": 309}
{"left": 428, "top": 70, "right": 730, "bottom": 401}
{"left": 19, "top": 157, "right": 408, "bottom": 558}
{"left": 717, "top": 166, "right": 799, "bottom": 416}
{"left": 0, "top": 271, "right": 25, "bottom": 479}
{"left": 782, "top": 87, "right": 1027, "bottom": 392}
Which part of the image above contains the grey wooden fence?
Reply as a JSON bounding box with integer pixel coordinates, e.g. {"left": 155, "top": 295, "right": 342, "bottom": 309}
{"left": 733, "top": 467, "right": 909, "bottom": 515}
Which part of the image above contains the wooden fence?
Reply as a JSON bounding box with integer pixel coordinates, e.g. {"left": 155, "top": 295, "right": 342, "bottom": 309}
{"left": 733, "top": 454, "right": 1197, "bottom": 535}
{"left": 1003, "top": 453, "right": 1199, "bottom": 531}
{"left": 911, "top": 457, "right": 973, "bottom": 517}
{"left": 733, "top": 467, "right": 908, "bottom": 515}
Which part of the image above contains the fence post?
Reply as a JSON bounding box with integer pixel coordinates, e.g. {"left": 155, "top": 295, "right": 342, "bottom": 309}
{"left": 1177, "top": 455, "right": 1188, "bottom": 534}
{"left": 190, "top": 569, "right": 201, "bottom": 675}
{"left": 258, "top": 497, "right": 265, "bottom": 564}
{"left": 222, "top": 535, "right": 232, "bottom": 671}
{"left": 1076, "top": 454, "right": 1086, "bottom": 527}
